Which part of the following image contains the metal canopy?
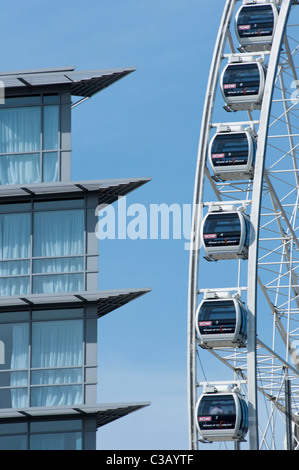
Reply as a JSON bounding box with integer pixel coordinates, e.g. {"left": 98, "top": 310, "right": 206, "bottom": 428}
{"left": 0, "top": 288, "right": 151, "bottom": 316}
{"left": 0, "top": 66, "right": 136, "bottom": 97}
{"left": 0, "top": 402, "right": 150, "bottom": 428}
{"left": 0, "top": 177, "right": 151, "bottom": 204}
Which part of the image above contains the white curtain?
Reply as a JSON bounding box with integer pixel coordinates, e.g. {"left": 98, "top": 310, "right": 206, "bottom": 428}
{"left": 34, "top": 210, "right": 84, "bottom": 257}
{"left": 0, "top": 153, "right": 40, "bottom": 185}
{"left": 10, "top": 323, "right": 29, "bottom": 408}
{"left": 0, "top": 213, "right": 31, "bottom": 296}
{"left": 0, "top": 107, "right": 40, "bottom": 154}
{"left": 33, "top": 209, "right": 84, "bottom": 293}
{"left": 43, "top": 106, "right": 59, "bottom": 150}
{"left": 0, "top": 105, "right": 59, "bottom": 184}
{"left": 43, "top": 152, "right": 58, "bottom": 182}
{"left": 31, "top": 319, "right": 83, "bottom": 407}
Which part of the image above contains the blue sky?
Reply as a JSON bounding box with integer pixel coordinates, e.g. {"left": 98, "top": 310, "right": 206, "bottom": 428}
{"left": 1, "top": 0, "right": 229, "bottom": 450}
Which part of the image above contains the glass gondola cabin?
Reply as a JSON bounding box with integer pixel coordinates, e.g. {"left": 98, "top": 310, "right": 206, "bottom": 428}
{"left": 196, "top": 389, "right": 248, "bottom": 442}
{"left": 201, "top": 207, "right": 250, "bottom": 261}
{"left": 196, "top": 296, "right": 247, "bottom": 348}
{"left": 235, "top": 2, "right": 279, "bottom": 52}
{"left": 209, "top": 128, "right": 256, "bottom": 180}
{"left": 221, "top": 60, "right": 266, "bottom": 111}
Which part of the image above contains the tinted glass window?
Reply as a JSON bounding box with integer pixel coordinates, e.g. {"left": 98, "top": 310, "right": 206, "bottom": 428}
{"left": 204, "top": 213, "right": 241, "bottom": 235}
{"left": 238, "top": 5, "right": 274, "bottom": 26}
{"left": 197, "top": 394, "right": 237, "bottom": 431}
{"left": 212, "top": 133, "right": 249, "bottom": 154}
{"left": 199, "top": 300, "right": 236, "bottom": 322}
{"left": 198, "top": 300, "right": 236, "bottom": 336}
{"left": 211, "top": 133, "right": 249, "bottom": 167}
{"left": 223, "top": 64, "right": 260, "bottom": 86}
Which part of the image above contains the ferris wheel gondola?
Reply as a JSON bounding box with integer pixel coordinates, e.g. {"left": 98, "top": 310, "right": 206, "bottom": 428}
{"left": 201, "top": 205, "right": 250, "bottom": 261}
{"left": 209, "top": 125, "right": 256, "bottom": 180}
{"left": 221, "top": 57, "right": 266, "bottom": 111}
{"left": 188, "top": 0, "right": 299, "bottom": 451}
{"left": 196, "top": 385, "right": 248, "bottom": 442}
{"left": 235, "top": 1, "right": 280, "bottom": 52}
{"left": 196, "top": 293, "right": 247, "bottom": 348}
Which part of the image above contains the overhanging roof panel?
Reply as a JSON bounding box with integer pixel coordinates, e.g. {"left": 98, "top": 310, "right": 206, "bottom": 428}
{"left": 0, "top": 177, "right": 151, "bottom": 204}
{"left": 0, "top": 402, "right": 150, "bottom": 427}
{"left": 0, "top": 66, "right": 136, "bottom": 97}
{"left": 0, "top": 288, "right": 151, "bottom": 317}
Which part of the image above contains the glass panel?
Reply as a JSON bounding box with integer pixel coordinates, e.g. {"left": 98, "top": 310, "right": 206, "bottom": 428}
{"left": 33, "top": 257, "right": 84, "bottom": 274}
{"left": 0, "top": 435, "right": 27, "bottom": 450}
{"left": 0, "top": 371, "right": 28, "bottom": 387}
{"left": 0, "top": 107, "right": 41, "bottom": 153}
{"left": 197, "top": 394, "right": 236, "bottom": 431}
{"left": 30, "top": 419, "right": 82, "bottom": 433}
{"left": 43, "top": 94, "right": 59, "bottom": 104}
{"left": 30, "top": 385, "right": 82, "bottom": 407}
{"left": 204, "top": 213, "right": 241, "bottom": 235}
{"left": 43, "top": 105, "right": 59, "bottom": 150}
{"left": 32, "top": 308, "right": 83, "bottom": 320}
{"left": 31, "top": 368, "right": 82, "bottom": 385}
{"left": 0, "top": 421, "right": 27, "bottom": 435}
{"left": 31, "top": 319, "right": 83, "bottom": 406}
{"left": 0, "top": 96, "right": 41, "bottom": 107}
{"left": 0, "top": 212, "right": 30, "bottom": 259}
{"left": 0, "top": 323, "right": 29, "bottom": 371}
{"left": 34, "top": 199, "right": 84, "bottom": 211}
{"left": 223, "top": 64, "right": 260, "bottom": 86}
{"left": 33, "top": 209, "right": 84, "bottom": 293}
{"left": 238, "top": 5, "right": 274, "bottom": 38}
{"left": 32, "top": 273, "right": 83, "bottom": 294}
{"left": 33, "top": 210, "right": 84, "bottom": 257}
{"left": 31, "top": 319, "right": 83, "bottom": 368}
{"left": 30, "top": 431, "right": 82, "bottom": 450}
{"left": 199, "top": 300, "right": 236, "bottom": 322}
{"left": 198, "top": 300, "right": 236, "bottom": 335}
{"left": 0, "top": 153, "right": 40, "bottom": 185}
{"left": 0, "top": 277, "right": 30, "bottom": 296}
{"left": 0, "top": 311, "right": 30, "bottom": 323}
{"left": 0, "top": 260, "right": 30, "bottom": 275}
{"left": 11, "top": 387, "right": 29, "bottom": 408}
{"left": 0, "top": 203, "right": 31, "bottom": 214}
{"left": 0, "top": 387, "right": 28, "bottom": 408}
{"left": 211, "top": 133, "right": 250, "bottom": 167}
{"left": 203, "top": 213, "right": 242, "bottom": 248}
{"left": 42, "top": 152, "right": 58, "bottom": 182}
{"left": 212, "top": 134, "right": 249, "bottom": 154}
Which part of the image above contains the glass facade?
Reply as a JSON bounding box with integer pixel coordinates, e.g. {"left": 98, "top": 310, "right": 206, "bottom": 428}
{"left": 0, "top": 308, "right": 88, "bottom": 409}
{"left": 0, "top": 69, "right": 142, "bottom": 450}
{"left": 0, "top": 419, "right": 84, "bottom": 450}
{"left": 0, "top": 94, "right": 59, "bottom": 185}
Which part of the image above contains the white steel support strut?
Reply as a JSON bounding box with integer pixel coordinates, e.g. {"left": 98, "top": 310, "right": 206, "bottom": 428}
{"left": 246, "top": 0, "right": 293, "bottom": 450}
{"left": 187, "top": 0, "right": 238, "bottom": 451}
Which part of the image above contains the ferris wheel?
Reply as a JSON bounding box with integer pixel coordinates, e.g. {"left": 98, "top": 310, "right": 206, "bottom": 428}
{"left": 188, "top": 0, "right": 299, "bottom": 450}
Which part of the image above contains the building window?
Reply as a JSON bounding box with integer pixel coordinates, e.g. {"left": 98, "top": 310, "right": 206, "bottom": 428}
{"left": 0, "top": 94, "right": 59, "bottom": 185}
{"left": 32, "top": 208, "right": 84, "bottom": 294}
{"left": 0, "top": 419, "right": 83, "bottom": 450}
{"left": 0, "top": 309, "right": 85, "bottom": 409}
{"left": 0, "top": 200, "right": 85, "bottom": 295}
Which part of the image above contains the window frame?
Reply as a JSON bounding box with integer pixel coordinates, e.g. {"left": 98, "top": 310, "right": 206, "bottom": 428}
{"left": 0, "top": 305, "right": 98, "bottom": 410}
{"left": 0, "top": 417, "right": 86, "bottom": 450}
{"left": 0, "top": 93, "right": 61, "bottom": 184}
{"left": 0, "top": 198, "right": 87, "bottom": 295}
